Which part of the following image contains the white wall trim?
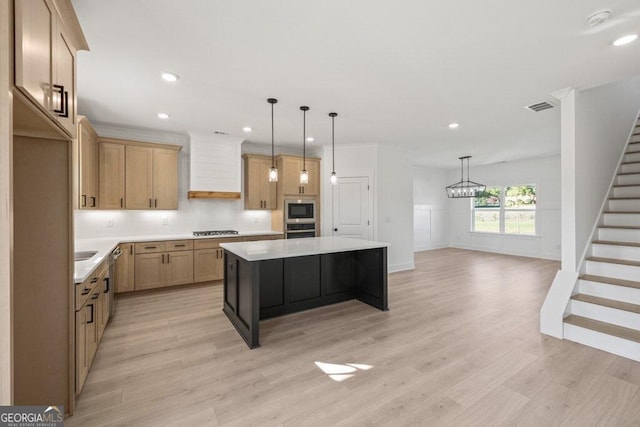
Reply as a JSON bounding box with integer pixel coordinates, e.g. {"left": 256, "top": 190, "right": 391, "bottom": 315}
{"left": 92, "top": 122, "right": 189, "bottom": 146}
{"left": 389, "top": 262, "right": 416, "bottom": 273}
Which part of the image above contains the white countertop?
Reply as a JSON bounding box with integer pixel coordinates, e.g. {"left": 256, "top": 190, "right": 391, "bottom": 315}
{"left": 74, "top": 231, "right": 283, "bottom": 283}
{"left": 220, "top": 236, "right": 388, "bottom": 261}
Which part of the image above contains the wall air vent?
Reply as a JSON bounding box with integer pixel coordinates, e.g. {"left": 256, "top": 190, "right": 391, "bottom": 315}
{"left": 525, "top": 101, "right": 555, "bottom": 112}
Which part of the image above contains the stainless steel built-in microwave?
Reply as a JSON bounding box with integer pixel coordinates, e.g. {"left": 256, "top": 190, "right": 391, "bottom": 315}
{"left": 284, "top": 199, "right": 316, "bottom": 223}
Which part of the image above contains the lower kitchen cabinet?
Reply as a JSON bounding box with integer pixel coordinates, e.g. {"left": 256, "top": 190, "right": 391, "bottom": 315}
{"left": 134, "top": 243, "right": 194, "bottom": 290}
{"left": 194, "top": 248, "right": 225, "bottom": 282}
{"left": 193, "top": 237, "right": 241, "bottom": 283}
{"left": 115, "top": 243, "right": 135, "bottom": 293}
{"left": 75, "top": 258, "right": 108, "bottom": 395}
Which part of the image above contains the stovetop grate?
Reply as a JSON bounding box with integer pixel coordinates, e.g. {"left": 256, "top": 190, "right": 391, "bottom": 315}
{"left": 193, "top": 230, "right": 239, "bottom": 237}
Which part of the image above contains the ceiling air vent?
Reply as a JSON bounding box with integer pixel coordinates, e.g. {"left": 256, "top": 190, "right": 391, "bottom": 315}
{"left": 524, "top": 101, "right": 555, "bottom": 112}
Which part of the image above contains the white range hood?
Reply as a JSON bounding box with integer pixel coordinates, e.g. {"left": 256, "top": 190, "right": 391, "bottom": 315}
{"left": 188, "top": 132, "right": 244, "bottom": 199}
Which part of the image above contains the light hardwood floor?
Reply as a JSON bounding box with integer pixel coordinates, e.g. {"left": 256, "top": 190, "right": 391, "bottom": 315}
{"left": 67, "top": 248, "right": 640, "bottom": 426}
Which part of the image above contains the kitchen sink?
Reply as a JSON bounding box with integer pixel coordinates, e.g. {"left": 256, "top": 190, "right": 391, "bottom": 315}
{"left": 74, "top": 250, "right": 98, "bottom": 261}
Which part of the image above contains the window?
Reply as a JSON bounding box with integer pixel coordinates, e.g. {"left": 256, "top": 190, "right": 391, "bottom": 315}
{"left": 472, "top": 185, "right": 536, "bottom": 235}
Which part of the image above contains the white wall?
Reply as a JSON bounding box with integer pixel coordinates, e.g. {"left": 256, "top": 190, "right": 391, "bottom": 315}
{"left": 448, "top": 155, "right": 561, "bottom": 260}
{"left": 377, "top": 145, "right": 415, "bottom": 272}
{"left": 413, "top": 166, "right": 449, "bottom": 251}
{"left": 574, "top": 77, "right": 640, "bottom": 267}
{"left": 320, "top": 144, "right": 415, "bottom": 272}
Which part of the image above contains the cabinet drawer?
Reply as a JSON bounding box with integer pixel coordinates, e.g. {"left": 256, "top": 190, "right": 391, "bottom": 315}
{"left": 243, "top": 234, "right": 282, "bottom": 242}
{"left": 135, "top": 241, "right": 166, "bottom": 254}
{"left": 75, "top": 276, "right": 99, "bottom": 311}
{"left": 193, "top": 237, "right": 241, "bottom": 250}
{"left": 166, "top": 240, "right": 193, "bottom": 251}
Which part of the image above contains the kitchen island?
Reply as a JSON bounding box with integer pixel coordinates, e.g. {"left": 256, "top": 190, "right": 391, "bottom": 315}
{"left": 220, "top": 236, "right": 388, "bottom": 348}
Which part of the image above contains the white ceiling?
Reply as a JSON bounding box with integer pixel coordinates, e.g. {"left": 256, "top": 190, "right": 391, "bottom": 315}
{"left": 72, "top": 0, "right": 640, "bottom": 167}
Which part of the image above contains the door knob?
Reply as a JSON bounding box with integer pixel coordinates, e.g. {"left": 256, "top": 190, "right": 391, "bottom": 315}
{"left": 334, "top": 228, "right": 338, "bottom": 232}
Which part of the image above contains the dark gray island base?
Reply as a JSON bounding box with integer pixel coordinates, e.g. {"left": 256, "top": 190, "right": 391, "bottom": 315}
{"left": 220, "top": 238, "right": 388, "bottom": 349}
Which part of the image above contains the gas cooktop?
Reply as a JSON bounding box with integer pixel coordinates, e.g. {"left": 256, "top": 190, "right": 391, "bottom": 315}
{"left": 193, "top": 230, "right": 239, "bottom": 237}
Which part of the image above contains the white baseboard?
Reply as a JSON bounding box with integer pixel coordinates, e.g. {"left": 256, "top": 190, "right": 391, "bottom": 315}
{"left": 414, "top": 244, "right": 448, "bottom": 253}
{"left": 389, "top": 262, "right": 415, "bottom": 273}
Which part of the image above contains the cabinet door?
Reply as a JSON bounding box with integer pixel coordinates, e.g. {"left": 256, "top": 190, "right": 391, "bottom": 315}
{"left": 115, "top": 243, "right": 135, "bottom": 293}
{"left": 86, "top": 296, "right": 98, "bottom": 364}
{"left": 212, "top": 249, "right": 225, "bottom": 281}
{"left": 54, "top": 27, "right": 75, "bottom": 134}
{"left": 282, "top": 157, "right": 303, "bottom": 196}
{"left": 153, "top": 148, "right": 178, "bottom": 209}
{"left": 75, "top": 308, "right": 88, "bottom": 394}
{"left": 14, "top": 0, "right": 54, "bottom": 112}
{"left": 100, "top": 276, "right": 110, "bottom": 335}
{"left": 194, "top": 248, "right": 217, "bottom": 282}
{"left": 99, "top": 143, "right": 125, "bottom": 209}
{"left": 126, "top": 146, "right": 153, "bottom": 209}
{"left": 78, "top": 120, "right": 98, "bottom": 209}
{"left": 244, "top": 157, "right": 277, "bottom": 210}
{"left": 135, "top": 253, "right": 164, "bottom": 290}
{"left": 165, "top": 250, "right": 194, "bottom": 286}
{"left": 301, "top": 159, "right": 320, "bottom": 196}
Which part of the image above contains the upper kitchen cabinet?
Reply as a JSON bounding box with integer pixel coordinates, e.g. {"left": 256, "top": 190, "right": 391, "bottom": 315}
{"left": 99, "top": 138, "right": 182, "bottom": 209}
{"left": 243, "top": 154, "right": 277, "bottom": 210}
{"left": 99, "top": 141, "right": 125, "bottom": 209}
{"left": 125, "top": 143, "right": 180, "bottom": 210}
{"left": 277, "top": 155, "right": 320, "bottom": 197}
{"left": 14, "top": 0, "right": 88, "bottom": 137}
{"left": 75, "top": 116, "right": 99, "bottom": 209}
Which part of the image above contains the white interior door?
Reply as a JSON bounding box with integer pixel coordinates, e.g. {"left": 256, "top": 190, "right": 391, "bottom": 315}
{"left": 332, "top": 177, "right": 371, "bottom": 240}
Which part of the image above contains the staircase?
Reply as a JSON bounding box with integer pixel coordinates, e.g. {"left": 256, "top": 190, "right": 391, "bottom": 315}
{"left": 563, "top": 118, "right": 640, "bottom": 361}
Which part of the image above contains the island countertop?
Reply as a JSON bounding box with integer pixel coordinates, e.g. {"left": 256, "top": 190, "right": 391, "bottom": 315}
{"left": 220, "top": 236, "right": 388, "bottom": 261}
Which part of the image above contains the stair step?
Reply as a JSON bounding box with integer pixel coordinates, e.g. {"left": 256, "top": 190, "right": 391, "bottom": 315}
{"left": 603, "top": 211, "right": 640, "bottom": 214}
{"left": 613, "top": 184, "right": 640, "bottom": 188}
{"left": 564, "top": 315, "right": 640, "bottom": 344}
{"left": 592, "top": 240, "right": 640, "bottom": 248}
{"left": 571, "top": 294, "right": 640, "bottom": 314}
{"left": 598, "top": 225, "right": 640, "bottom": 229}
{"left": 609, "top": 197, "right": 640, "bottom": 200}
{"left": 580, "top": 274, "right": 640, "bottom": 290}
{"left": 587, "top": 256, "right": 640, "bottom": 267}
{"left": 617, "top": 172, "right": 640, "bottom": 176}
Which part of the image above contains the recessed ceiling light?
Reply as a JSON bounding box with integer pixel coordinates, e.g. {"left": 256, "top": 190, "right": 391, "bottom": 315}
{"left": 157, "top": 112, "right": 170, "bottom": 119}
{"left": 243, "top": 126, "right": 252, "bottom": 132}
{"left": 613, "top": 34, "right": 638, "bottom": 46}
{"left": 306, "top": 137, "right": 314, "bottom": 142}
{"left": 161, "top": 72, "right": 179, "bottom": 82}
{"left": 449, "top": 123, "right": 460, "bottom": 129}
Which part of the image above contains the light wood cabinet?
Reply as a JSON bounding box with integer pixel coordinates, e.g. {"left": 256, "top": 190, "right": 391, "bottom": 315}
{"left": 14, "top": 0, "right": 82, "bottom": 135}
{"left": 153, "top": 149, "right": 179, "bottom": 209}
{"left": 243, "top": 154, "right": 277, "bottom": 210}
{"left": 76, "top": 116, "right": 99, "bottom": 209}
{"left": 278, "top": 155, "right": 320, "bottom": 196}
{"left": 125, "top": 145, "right": 179, "bottom": 209}
{"left": 134, "top": 242, "right": 193, "bottom": 290}
{"left": 126, "top": 145, "right": 154, "bottom": 209}
{"left": 115, "top": 243, "right": 135, "bottom": 293}
{"left": 193, "top": 237, "right": 241, "bottom": 283}
{"left": 74, "top": 258, "right": 106, "bottom": 395}
{"left": 99, "top": 142, "right": 125, "bottom": 209}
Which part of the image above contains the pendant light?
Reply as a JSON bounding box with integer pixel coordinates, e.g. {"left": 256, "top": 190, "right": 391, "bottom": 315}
{"left": 267, "top": 98, "right": 278, "bottom": 182}
{"left": 329, "top": 112, "right": 338, "bottom": 185}
{"left": 300, "top": 106, "right": 310, "bottom": 184}
{"left": 445, "top": 156, "right": 486, "bottom": 198}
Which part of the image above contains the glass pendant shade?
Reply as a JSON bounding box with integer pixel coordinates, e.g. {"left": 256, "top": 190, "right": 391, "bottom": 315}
{"left": 269, "top": 166, "right": 278, "bottom": 182}
{"left": 300, "top": 169, "right": 309, "bottom": 184}
{"left": 330, "top": 172, "right": 338, "bottom": 185}
{"left": 445, "top": 156, "right": 485, "bottom": 198}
